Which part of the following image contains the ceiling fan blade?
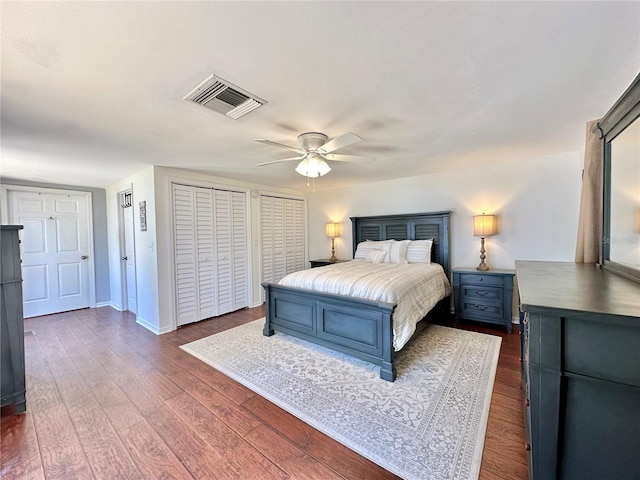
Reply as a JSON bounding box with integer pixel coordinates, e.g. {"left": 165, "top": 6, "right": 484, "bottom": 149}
{"left": 255, "top": 156, "right": 304, "bottom": 167}
{"left": 318, "top": 132, "right": 362, "bottom": 154}
{"left": 255, "top": 139, "right": 305, "bottom": 154}
{"left": 323, "top": 153, "right": 371, "bottom": 163}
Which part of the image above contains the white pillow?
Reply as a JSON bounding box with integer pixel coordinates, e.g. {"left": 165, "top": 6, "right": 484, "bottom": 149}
{"left": 354, "top": 240, "right": 390, "bottom": 259}
{"left": 406, "top": 239, "right": 433, "bottom": 264}
{"left": 364, "top": 248, "right": 387, "bottom": 264}
{"left": 384, "top": 239, "right": 410, "bottom": 264}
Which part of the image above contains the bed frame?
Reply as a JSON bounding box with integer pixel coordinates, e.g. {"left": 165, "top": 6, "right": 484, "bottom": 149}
{"left": 262, "top": 211, "right": 451, "bottom": 381}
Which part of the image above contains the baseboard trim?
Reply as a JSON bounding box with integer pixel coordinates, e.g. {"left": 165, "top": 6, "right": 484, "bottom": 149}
{"left": 96, "top": 301, "right": 122, "bottom": 310}
{"left": 135, "top": 316, "right": 173, "bottom": 335}
{"left": 136, "top": 316, "right": 159, "bottom": 335}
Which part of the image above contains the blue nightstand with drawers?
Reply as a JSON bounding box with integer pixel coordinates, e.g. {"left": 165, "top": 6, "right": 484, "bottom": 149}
{"left": 452, "top": 267, "right": 515, "bottom": 333}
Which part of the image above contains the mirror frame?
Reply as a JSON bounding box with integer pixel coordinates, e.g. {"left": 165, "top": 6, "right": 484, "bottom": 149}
{"left": 597, "top": 72, "right": 640, "bottom": 283}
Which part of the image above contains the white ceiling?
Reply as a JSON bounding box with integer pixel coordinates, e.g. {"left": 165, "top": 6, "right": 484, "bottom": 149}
{"left": 1, "top": 1, "right": 639, "bottom": 191}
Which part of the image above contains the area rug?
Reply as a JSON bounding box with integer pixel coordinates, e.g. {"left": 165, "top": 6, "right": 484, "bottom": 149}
{"left": 180, "top": 319, "right": 501, "bottom": 480}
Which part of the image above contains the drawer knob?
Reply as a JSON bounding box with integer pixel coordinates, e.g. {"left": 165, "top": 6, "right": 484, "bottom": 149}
{"left": 525, "top": 443, "right": 531, "bottom": 451}
{"left": 525, "top": 398, "right": 530, "bottom": 407}
{"left": 474, "top": 289, "right": 489, "bottom": 296}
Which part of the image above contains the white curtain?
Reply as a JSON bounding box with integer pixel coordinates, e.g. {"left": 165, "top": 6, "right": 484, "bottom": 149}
{"left": 575, "top": 119, "right": 603, "bottom": 263}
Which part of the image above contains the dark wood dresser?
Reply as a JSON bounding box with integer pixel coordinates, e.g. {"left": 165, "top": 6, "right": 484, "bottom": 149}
{"left": 1, "top": 225, "right": 26, "bottom": 414}
{"left": 516, "top": 261, "right": 640, "bottom": 479}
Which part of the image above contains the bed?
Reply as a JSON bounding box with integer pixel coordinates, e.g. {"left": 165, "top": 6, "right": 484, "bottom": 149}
{"left": 262, "top": 211, "right": 452, "bottom": 381}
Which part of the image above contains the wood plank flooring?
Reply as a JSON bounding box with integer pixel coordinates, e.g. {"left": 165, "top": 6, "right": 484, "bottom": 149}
{"left": 1, "top": 306, "right": 527, "bottom": 479}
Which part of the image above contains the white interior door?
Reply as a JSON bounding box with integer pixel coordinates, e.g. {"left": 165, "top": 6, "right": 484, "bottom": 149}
{"left": 260, "top": 195, "right": 275, "bottom": 285}
{"left": 214, "top": 189, "right": 233, "bottom": 315}
{"left": 231, "top": 191, "right": 248, "bottom": 309}
{"left": 284, "top": 198, "right": 306, "bottom": 274}
{"left": 8, "top": 189, "right": 92, "bottom": 318}
{"left": 123, "top": 201, "right": 137, "bottom": 314}
{"left": 195, "top": 187, "right": 216, "bottom": 320}
{"left": 173, "top": 184, "right": 198, "bottom": 326}
{"left": 173, "top": 184, "right": 249, "bottom": 327}
{"left": 260, "top": 195, "right": 304, "bottom": 286}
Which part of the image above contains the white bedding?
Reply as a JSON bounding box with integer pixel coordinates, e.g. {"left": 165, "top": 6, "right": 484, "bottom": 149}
{"left": 278, "top": 260, "right": 452, "bottom": 351}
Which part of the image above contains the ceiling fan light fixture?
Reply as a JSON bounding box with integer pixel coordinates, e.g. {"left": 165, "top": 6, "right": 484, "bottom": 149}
{"left": 255, "top": 131, "right": 365, "bottom": 185}
{"left": 295, "top": 157, "right": 331, "bottom": 178}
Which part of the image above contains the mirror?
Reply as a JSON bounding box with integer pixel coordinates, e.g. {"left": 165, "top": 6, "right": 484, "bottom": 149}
{"left": 609, "top": 117, "right": 640, "bottom": 269}
{"left": 600, "top": 72, "right": 640, "bottom": 282}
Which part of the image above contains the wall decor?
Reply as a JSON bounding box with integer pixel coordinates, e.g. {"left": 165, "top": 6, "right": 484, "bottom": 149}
{"left": 139, "top": 201, "right": 147, "bottom": 231}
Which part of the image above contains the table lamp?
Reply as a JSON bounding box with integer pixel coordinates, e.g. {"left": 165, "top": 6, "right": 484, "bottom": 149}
{"left": 473, "top": 213, "right": 497, "bottom": 271}
{"left": 325, "top": 223, "right": 340, "bottom": 261}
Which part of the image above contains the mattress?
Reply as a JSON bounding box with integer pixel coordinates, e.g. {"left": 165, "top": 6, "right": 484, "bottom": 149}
{"left": 278, "top": 260, "right": 452, "bottom": 350}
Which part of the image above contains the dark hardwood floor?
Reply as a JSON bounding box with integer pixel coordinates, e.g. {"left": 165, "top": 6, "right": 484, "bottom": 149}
{"left": 1, "top": 306, "right": 527, "bottom": 479}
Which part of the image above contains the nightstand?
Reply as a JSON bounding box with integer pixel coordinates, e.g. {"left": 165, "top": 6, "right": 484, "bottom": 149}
{"left": 452, "top": 267, "right": 515, "bottom": 333}
{"left": 309, "top": 259, "right": 347, "bottom": 268}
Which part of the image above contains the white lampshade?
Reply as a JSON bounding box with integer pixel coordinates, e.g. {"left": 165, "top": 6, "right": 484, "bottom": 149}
{"left": 325, "top": 223, "right": 340, "bottom": 238}
{"left": 473, "top": 214, "right": 498, "bottom": 237}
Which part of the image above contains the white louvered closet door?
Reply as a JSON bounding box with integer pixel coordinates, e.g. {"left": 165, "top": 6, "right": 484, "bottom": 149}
{"left": 214, "top": 189, "right": 233, "bottom": 315}
{"left": 195, "top": 188, "right": 216, "bottom": 320}
{"left": 272, "top": 198, "right": 286, "bottom": 282}
{"left": 173, "top": 185, "right": 199, "bottom": 326}
{"left": 284, "top": 199, "right": 296, "bottom": 275}
{"left": 260, "top": 196, "right": 275, "bottom": 284}
{"left": 213, "top": 189, "right": 248, "bottom": 315}
{"left": 261, "top": 196, "right": 286, "bottom": 283}
{"left": 173, "top": 184, "right": 248, "bottom": 326}
{"left": 261, "top": 195, "right": 305, "bottom": 286}
{"left": 231, "top": 191, "right": 248, "bottom": 309}
{"left": 288, "top": 198, "right": 306, "bottom": 273}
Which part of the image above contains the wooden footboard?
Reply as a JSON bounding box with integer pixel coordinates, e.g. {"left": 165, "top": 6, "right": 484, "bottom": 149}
{"left": 262, "top": 282, "right": 398, "bottom": 381}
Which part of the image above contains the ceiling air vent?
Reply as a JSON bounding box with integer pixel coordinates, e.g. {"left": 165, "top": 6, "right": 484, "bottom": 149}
{"left": 184, "top": 74, "right": 266, "bottom": 120}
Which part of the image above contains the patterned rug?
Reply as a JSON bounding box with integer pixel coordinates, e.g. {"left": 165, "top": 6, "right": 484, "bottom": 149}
{"left": 181, "top": 319, "right": 501, "bottom": 480}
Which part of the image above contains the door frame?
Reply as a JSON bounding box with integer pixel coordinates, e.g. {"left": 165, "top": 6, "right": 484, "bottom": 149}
{"left": 117, "top": 187, "right": 137, "bottom": 314}
{"left": 0, "top": 184, "right": 97, "bottom": 311}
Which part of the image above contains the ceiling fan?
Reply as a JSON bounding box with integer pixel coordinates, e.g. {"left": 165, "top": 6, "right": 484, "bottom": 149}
{"left": 255, "top": 132, "right": 368, "bottom": 181}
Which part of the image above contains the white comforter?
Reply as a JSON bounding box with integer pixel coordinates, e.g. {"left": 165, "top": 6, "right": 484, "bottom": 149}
{"left": 278, "top": 260, "right": 452, "bottom": 351}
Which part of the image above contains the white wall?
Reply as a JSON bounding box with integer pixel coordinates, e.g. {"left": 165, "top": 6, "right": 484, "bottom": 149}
{"left": 106, "top": 167, "right": 162, "bottom": 332}
{"left": 307, "top": 151, "right": 583, "bottom": 271}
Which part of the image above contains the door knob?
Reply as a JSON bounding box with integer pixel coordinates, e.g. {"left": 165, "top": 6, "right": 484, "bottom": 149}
{"left": 81, "top": 255, "right": 88, "bottom": 260}
{"left": 122, "top": 256, "right": 128, "bottom": 261}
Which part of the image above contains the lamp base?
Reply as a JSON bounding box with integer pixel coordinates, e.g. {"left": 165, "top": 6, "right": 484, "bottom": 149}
{"left": 477, "top": 237, "right": 490, "bottom": 271}
{"left": 476, "top": 262, "right": 490, "bottom": 271}
{"left": 329, "top": 238, "right": 337, "bottom": 262}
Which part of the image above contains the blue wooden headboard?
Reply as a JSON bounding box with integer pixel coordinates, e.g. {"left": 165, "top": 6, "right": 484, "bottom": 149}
{"left": 350, "top": 211, "right": 451, "bottom": 278}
